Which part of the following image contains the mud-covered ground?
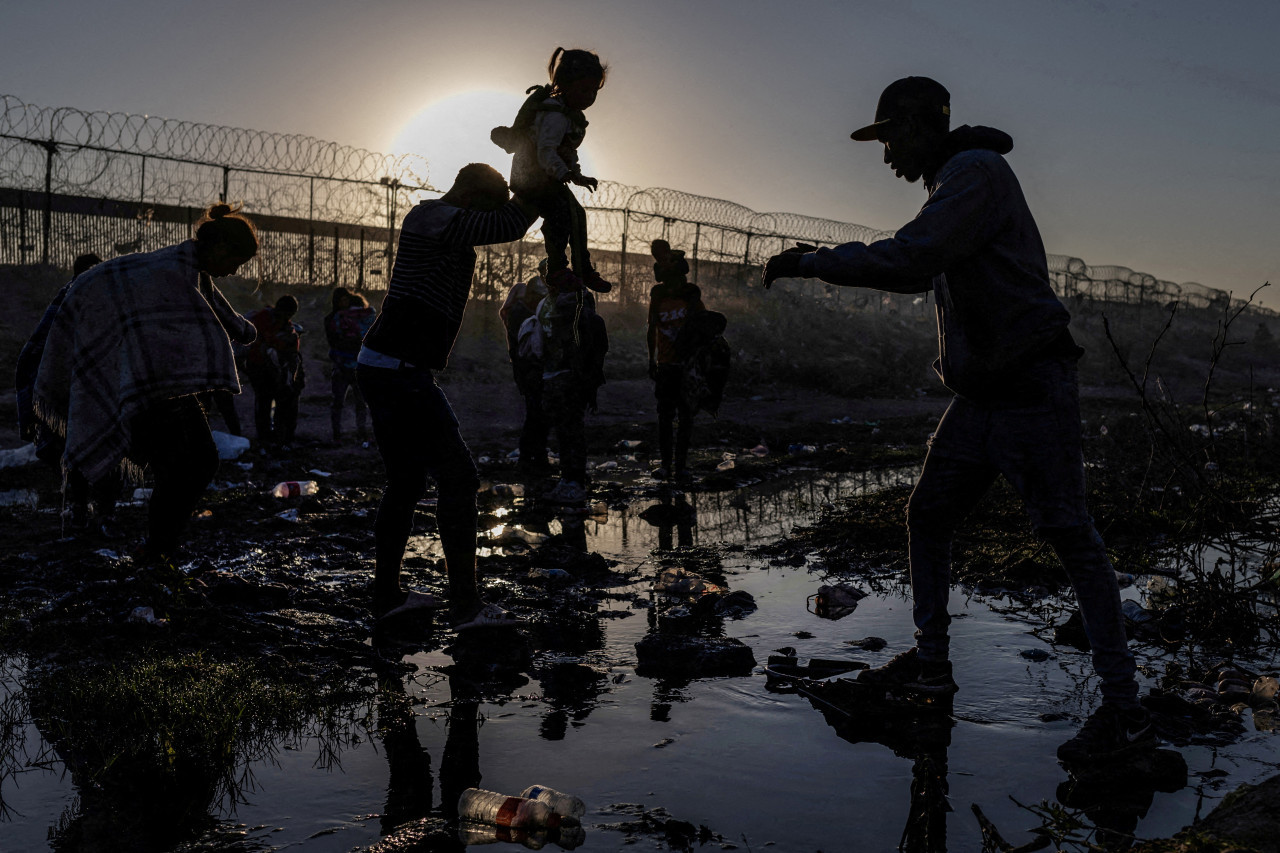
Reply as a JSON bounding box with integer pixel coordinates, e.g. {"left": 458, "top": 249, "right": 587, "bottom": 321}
{"left": 5, "top": 263, "right": 1280, "bottom": 851}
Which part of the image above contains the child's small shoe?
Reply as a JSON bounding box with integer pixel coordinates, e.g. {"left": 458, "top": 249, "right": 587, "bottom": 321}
{"left": 581, "top": 268, "right": 613, "bottom": 294}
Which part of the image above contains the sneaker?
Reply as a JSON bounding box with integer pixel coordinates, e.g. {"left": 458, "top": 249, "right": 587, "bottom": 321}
{"left": 451, "top": 602, "right": 523, "bottom": 631}
{"left": 546, "top": 268, "right": 583, "bottom": 292}
{"left": 581, "top": 268, "right": 613, "bottom": 294}
{"left": 855, "top": 647, "right": 958, "bottom": 695}
{"left": 544, "top": 479, "right": 587, "bottom": 504}
{"left": 1057, "top": 703, "right": 1156, "bottom": 764}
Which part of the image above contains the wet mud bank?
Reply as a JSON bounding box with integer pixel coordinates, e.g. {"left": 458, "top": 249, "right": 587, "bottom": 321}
{"left": 2, "top": 396, "right": 1280, "bottom": 851}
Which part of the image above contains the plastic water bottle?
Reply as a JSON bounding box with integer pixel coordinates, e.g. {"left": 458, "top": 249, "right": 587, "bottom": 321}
{"left": 270, "top": 480, "right": 318, "bottom": 498}
{"left": 457, "top": 788, "right": 561, "bottom": 829}
{"left": 519, "top": 785, "right": 586, "bottom": 823}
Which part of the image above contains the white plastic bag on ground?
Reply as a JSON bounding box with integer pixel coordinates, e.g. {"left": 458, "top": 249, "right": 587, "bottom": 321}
{"left": 211, "top": 430, "right": 250, "bottom": 460}
{"left": 0, "top": 443, "right": 38, "bottom": 469}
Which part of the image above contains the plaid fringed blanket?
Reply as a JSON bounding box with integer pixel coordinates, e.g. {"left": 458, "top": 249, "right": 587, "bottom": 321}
{"left": 33, "top": 240, "right": 255, "bottom": 484}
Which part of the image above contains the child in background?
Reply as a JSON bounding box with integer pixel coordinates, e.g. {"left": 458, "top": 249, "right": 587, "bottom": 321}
{"left": 646, "top": 240, "right": 704, "bottom": 480}
{"left": 325, "top": 287, "right": 376, "bottom": 444}
{"left": 496, "top": 47, "right": 611, "bottom": 294}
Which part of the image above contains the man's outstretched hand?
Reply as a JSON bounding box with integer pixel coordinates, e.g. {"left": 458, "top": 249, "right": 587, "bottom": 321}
{"left": 763, "top": 243, "right": 817, "bottom": 289}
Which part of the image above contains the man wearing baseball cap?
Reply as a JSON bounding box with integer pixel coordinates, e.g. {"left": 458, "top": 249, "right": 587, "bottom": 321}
{"left": 764, "top": 77, "right": 1151, "bottom": 764}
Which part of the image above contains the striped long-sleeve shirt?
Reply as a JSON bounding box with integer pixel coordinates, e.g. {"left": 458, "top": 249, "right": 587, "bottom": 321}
{"left": 363, "top": 199, "right": 534, "bottom": 369}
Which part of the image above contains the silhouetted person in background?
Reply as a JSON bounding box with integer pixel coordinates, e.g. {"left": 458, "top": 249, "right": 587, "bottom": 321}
{"left": 358, "top": 163, "right": 536, "bottom": 629}
{"left": 500, "top": 258, "right": 551, "bottom": 472}
{"left": 245, "top": 294, "right": 304, "bottom": 447}
{"left": 16, "top": 251, "right": 124, "bottom": 538}
{"left": 324, "top": 287, "right": 375, "bottom": 444}
{"left": 646, "top": 239, "right": 703, "bottom": 481}
{"left": 764, "top": 76, "right": 1149, "bottom": 763}
{"left": 34, "top": 203, "right": 258, "bottom": 562}
{"left": 537, "top": 272, "right": 608, "bottom": 505}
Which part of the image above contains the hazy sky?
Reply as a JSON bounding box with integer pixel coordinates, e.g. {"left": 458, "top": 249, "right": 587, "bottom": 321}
{"left": 2, "top": 0, "right": 1276, "bottom": 302}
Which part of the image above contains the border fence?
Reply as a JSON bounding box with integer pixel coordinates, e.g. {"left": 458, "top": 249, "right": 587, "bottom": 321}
{"left": 0, "top": 94, "right": 1258, "bottom": 316}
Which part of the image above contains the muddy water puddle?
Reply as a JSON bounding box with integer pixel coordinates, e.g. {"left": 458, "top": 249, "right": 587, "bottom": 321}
{"left": 5, "top": 466, "right": 1280, "bottom": 851}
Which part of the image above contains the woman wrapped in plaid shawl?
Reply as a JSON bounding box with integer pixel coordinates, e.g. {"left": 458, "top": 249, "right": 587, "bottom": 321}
{"left": 34, "top": 203, "right": 259, "bottom": 561}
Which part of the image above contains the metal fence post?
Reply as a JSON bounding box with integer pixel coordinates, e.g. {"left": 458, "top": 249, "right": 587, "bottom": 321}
{"left": 692, "top": 222, "right": 701, "bottom": 285}
{"left": 619, "top": 208, "right": 629, "bottom": 303}
{"left": 308, "top": 177, "right": 316, "bottom": 286}
{"left": 41, "top": 140, "right": 57, "bottom": 266}
{"left": 220, "top": 166, "right": 230, "bottom": 203}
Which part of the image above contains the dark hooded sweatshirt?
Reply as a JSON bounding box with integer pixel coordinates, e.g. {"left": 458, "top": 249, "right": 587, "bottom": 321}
{"left": 799, "top": 126, "right": 1075, "bottom": 402}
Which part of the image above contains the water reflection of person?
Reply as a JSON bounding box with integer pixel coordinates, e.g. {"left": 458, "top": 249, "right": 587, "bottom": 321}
{"left": 1056, "top": 749, "right": 1188, "bottom": 850}
{"left": 639, "top": 489, "right": 696, "bottom": 551}
{"left": 373, "top": 658, "right": 436, "bottom": 833}
{"left": 804, "top": 689, "right": 953, "bottom": 853}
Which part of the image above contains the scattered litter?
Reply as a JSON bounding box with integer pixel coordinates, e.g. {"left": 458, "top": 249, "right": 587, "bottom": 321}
{"left": 506, "top": 449, "right": 521, "bottom": 459}
{"left": 1189, "top": 424, "right": 1210, "bottom": 438}
{"left": 129, "top": 606, "right": 167, "bottom": 626}
{"left": 1020, "top": 649, "right": 1051, "bottom": 662}
{"left": 457, "top": 788, "right": 560, "bottom": 829}
{"left": 748, "top": 444, "right": 769, "bottom": 457}
{"left": 0, "top": 489, "right": 39, "bottom": 508}
{"left": 560, "top": 501, "right": 609, "bottom": 518}
{"left": 0, "top": 443, "right": 38, "bottom": 469}
{"left": 478, "top": 456, "right": 491, "bottom": 465}
{"left": 519, "top": 785, "right": 586, "bottom": 823}
{"left": 1115, "top": 571, "right": 1137, "bottom": 588}
{"left": 716, "top": 459, "right": 736, "bottom": 471}
{"left": 133, "top": 488, "right": 153, "bottom": 502}
{"left": 528, "top": 566, "right": 572, "bottom": 582}
{"left": 788, "top": 444, "right": 817, "bottom": 455}
{"left": 235, "top": 462, "right": 254, "bottom": 471}
{"left": 807, "top": 584, "right": 866, "bottom": 620}
{"left": 491, "top": 483, "right": 526, "bottom": 497}
{"left": 94, "top": 549, "right": 121, "bottom": 560}
{"left": 653, "top": 737, "right": 676, "bottom": 748}
{"left": 210, "top": 430, "right": 250, "bottom": 460}
{"left": 276, "top": 508, "right": 300, "bottom": 523}
{"left": 635, "top": 633, "right": 756, "bottom": 677}
{"left": 594, "top": 460, "right": 619, "bottom": 471}
{"left": 307, "top": 468, "right": 332, "bottom": 478}
{"left": 271, "top": 481, "right": 318, "bottom": 498}
{"left": 845, "top": 637, "right": 887, "bottom": 651}
{"left": 653, "top": 567, "right": 722, "bottom": 597}
{"left": 195, "top": 509, "right": 214, "bottom": 520}
{"left": 496, "top": 527, "right": 547, "bottom": 546}
{"left": 617, "top": 439, "right": 643, "bottom": 449}
{"left": 765, "top": 652, "right": 866, "bottom": 685}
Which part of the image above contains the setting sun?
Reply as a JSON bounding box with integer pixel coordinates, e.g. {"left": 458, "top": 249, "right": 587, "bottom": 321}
{"left": 392, "top": 89, "right": 596, "bottom": 191}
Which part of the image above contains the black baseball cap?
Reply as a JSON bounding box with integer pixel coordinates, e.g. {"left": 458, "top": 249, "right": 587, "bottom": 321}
{"left": 850, "top": 77, "right": 951, "bottom": 142}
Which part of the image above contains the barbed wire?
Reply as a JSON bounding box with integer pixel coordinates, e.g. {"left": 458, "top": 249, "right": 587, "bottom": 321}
{"left": 0, "top": 93, "right": 1259, "bottom": 316}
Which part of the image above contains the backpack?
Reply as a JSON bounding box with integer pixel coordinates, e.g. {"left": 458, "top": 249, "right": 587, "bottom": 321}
{"left": 334, "top": 306, "right": 374, "bottom": 353}
{"left": 490, "top": 84, "right": 586, "bottom": 153}
{"left": 516, "top": 313, "right": 544, "bottom": 362}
